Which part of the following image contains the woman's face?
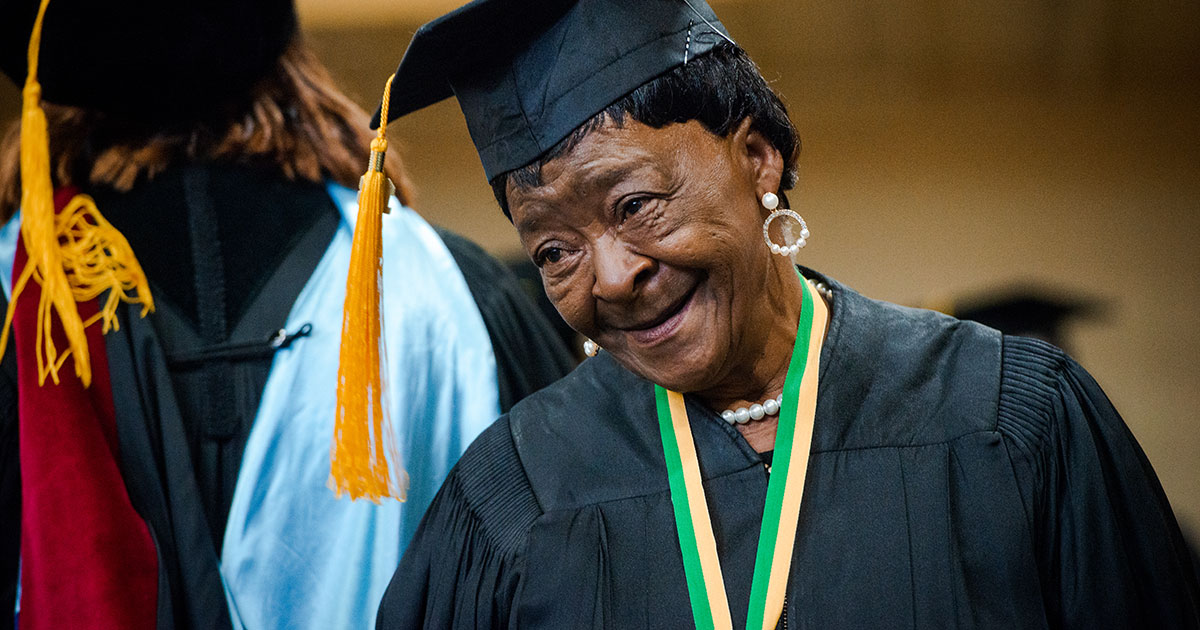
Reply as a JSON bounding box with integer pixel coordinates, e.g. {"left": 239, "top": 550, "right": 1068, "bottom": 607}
{"left": 508, "top": 118, "right": 785, "bottom": 394}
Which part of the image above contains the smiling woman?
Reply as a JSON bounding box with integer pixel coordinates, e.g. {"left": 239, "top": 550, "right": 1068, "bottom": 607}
{"left": 370, "top": 0, "right": 1200, "bottom": 628}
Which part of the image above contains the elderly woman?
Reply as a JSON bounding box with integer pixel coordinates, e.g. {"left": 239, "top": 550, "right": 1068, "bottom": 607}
{"left": 373, "top": 0, "right": 1200, "bottom": 628}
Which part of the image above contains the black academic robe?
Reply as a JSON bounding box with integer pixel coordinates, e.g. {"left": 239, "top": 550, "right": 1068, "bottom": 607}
{"left": 0, "top": 165, "right": 574, "bottom": 628}
{"left": 377, "top": 272, "right": 1200, "bottom": 629}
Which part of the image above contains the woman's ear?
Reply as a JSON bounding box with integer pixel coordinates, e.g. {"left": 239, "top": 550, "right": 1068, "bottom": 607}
{"left": 730, "top": 117, "right": 784, "bottom": 202}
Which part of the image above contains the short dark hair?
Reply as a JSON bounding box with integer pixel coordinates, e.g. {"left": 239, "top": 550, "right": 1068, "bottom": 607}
{"left": 491, "top": 42, "right": 800, "bottom": 216}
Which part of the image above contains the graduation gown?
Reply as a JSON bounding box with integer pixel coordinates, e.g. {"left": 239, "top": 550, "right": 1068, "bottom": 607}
{"left": 377, "top": 272, "right": 1200, "bottom": 629}
{"left": 0, "top": 166, "right": 573, "bottom": 629}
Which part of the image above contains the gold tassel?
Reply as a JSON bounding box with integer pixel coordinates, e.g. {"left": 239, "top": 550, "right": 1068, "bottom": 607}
{"left": 329, "top": 74, "right": 407, "bottom": 502}
{"left": 0, "top": 0, "right": 153, "bottom": 388}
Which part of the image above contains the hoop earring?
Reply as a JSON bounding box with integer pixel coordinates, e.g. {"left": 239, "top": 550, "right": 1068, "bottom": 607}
{"left": 760, "top": 192, "right": 810, "bottom": 257}
{"left": 583, "top": 339, "right": 601, "bottom": 357}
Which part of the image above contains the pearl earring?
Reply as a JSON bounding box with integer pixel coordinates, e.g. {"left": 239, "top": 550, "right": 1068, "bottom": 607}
{"left": 761, "top": 192, "right": 810, "bottom": 257}
{"left": 583, "top": 339, "right": 600, "bottom": 357}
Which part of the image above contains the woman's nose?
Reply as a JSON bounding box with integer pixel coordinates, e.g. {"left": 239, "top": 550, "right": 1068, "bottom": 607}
{"left": 590, "top": 236, "right": 653, "bottom": 303}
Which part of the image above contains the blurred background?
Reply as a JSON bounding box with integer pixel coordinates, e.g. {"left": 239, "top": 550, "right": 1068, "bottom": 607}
{"left": 2, "top": 0, "right": 1197, "bottom": 535}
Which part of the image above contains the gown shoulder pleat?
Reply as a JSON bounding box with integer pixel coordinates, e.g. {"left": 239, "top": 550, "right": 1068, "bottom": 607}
{"left": 378, "top": 417, "right": 540, "bottom": 629}
{"left": 999, "top": 335, "right": 1200, "bottom": 628}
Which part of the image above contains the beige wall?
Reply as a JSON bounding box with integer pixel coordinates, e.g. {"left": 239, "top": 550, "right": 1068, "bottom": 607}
{"left": 2, "top": 1, "right": 1197, "bottom": 535}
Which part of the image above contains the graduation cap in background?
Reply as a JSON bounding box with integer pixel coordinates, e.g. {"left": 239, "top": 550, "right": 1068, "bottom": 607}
{"left": 951, "top": 287, "right": 1107, "bottom": 351}
{"left": 0, "top": 0, "right": 296, "bottom": 117}
{"left": 371, "top": 0, "right": 735, "bottom": 180}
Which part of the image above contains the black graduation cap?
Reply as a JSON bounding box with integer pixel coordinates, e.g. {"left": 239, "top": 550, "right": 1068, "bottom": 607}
{"left": 375, "top": 0, "right": 734, "bottom": 180}
{"left": 954, "top": 288, "right": 1107, "bottom": 349}
{"left": 0, "top": 0, "right": 296, "bottom": 116}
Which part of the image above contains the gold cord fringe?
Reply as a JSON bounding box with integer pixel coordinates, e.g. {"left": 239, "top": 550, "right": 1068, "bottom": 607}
{"left": 329, "top": 74, "right": 407, "bottom": 502}
{"left": 0, "top": 0, "right": 153, "bottom": 387}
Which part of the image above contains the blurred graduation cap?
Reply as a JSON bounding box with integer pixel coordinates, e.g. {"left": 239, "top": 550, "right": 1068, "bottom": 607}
{"left": 372, "top": 0, "right": 735, "bottom": 180}
{"left": 0, "top": 0, "right": 296, "bottom": 117}
{"left": 951, "top": 288, "right": 1107, "bottom": 350}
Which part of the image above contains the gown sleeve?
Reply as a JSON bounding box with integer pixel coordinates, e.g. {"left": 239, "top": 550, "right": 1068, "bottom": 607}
{"left": 377, "top": 417, "right": 540, "bottom": 630}
{"left": 435, "top": 229, "right": 575, "bottom": 412}
{"left": 999, "top": 336, "right": 1200, "bottom": 628}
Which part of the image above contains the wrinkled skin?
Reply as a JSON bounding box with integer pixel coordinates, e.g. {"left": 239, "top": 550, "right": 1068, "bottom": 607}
{"left": 508, "top": 118, "right": 809, "bottom": 450}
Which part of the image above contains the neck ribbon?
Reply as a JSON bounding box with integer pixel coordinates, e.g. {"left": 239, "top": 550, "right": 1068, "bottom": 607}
{"left": 655, "top": 271, "right": 828, "bottom": 630}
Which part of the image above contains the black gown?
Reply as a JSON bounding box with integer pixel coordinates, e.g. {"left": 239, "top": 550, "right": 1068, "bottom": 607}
{"left": 0, "top": 165, "right": 574, "bottom": 628}
{"left": 377, "top": 272, "right": 1200, "bottom": 629}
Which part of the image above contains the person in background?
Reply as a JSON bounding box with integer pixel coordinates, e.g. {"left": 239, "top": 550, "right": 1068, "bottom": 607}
{"left": 0, "top": 0, "right": 572, "bottom": 628}
{"left": 370, "top": 0, "right": 1200, "bottom": 627}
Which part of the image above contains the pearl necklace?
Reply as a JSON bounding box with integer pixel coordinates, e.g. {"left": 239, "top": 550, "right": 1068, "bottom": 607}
{"left": 720, "top": 279, "right": 832, "bottom": 426}
{"left": 721, "top": 394, "right": 784, "bottom": 425}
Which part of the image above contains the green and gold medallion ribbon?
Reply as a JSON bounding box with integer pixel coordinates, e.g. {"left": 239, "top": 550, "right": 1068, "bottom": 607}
{"left": 656, "top": 272, "right": 828, "bottom": 630}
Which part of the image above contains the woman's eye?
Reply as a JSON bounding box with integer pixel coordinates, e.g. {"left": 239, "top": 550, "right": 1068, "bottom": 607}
{"left": 535, "top": 246, "right": 565, "bottom": 268}
{"left": 621, "top": 197, "right": 648, "bottom": 217}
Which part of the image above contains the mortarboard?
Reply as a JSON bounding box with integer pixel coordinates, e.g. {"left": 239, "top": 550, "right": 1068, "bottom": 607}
{"left": 0, "top": 0, "right": 296, "bottom": 117}
{"left": 373, "top": 0, "right": 734, "bottom": 180}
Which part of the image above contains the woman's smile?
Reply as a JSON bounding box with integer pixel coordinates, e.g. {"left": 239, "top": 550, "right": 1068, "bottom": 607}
{"left": 621, "top": 281, "right": 699, "bottom": 347}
